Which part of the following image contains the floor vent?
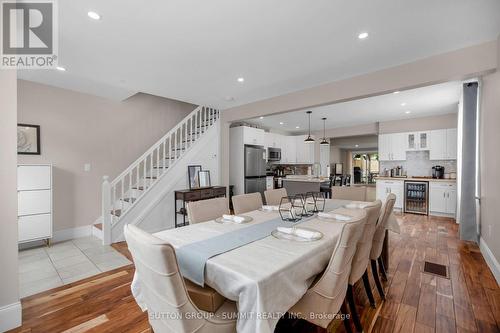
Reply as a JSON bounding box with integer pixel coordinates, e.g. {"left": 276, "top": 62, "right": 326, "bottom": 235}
{"left": 423, "top": 261, "right": 449, "bottom": 279}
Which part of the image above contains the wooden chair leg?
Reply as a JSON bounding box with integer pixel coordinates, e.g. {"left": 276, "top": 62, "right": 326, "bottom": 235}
{"left": 340, "top": 302, "right": 353, "bottom": 333}
{"left": 378, "top": 257, "right": 388, "bottom": 281}
{"left": 362, "top": 270, "right": 376, "bottom": 308}
{"left": 371, "top": 259, "right": 386, "bottom": 300}
{"left": 346, "top": 284, "right": 363, "bottom": 333}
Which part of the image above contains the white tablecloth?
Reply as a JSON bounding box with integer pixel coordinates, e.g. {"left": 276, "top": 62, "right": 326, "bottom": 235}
{"left": 132, "top": 200, "right": 400, "bottom": 333}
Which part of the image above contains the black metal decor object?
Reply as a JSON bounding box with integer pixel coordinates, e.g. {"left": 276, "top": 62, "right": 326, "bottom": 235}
{"left": 301, "top": 193, "right": 316, "bottom": 217}
{"left": 278, "top": 196, "right": 303, "bottom": 223}
{"left": 312, "top": 191, "right": 326, "bottom": 212}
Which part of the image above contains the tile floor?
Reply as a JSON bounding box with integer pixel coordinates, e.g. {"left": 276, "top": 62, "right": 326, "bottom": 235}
{"left": 18, "top": 236, "right": 132, "bottom": 298}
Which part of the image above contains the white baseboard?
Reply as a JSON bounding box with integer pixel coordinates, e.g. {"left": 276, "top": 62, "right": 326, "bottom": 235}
{"left": 0, "top": 301, "right": 21, "bottom": 332}
{"left": 480, "top": 237, "right": 500, "bottom": 285}
{"left": 52, "top": 225, "right": 92, "bottom": 243}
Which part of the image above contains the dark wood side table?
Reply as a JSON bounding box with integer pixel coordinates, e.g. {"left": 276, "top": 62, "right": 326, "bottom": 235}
{"left": 174, "top": 186, "right": 227, "bottom": 228}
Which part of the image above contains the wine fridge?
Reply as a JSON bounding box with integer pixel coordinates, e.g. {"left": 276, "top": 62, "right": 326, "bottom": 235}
{"left": 404, "top": 181, "right": 429, "bottom": 215}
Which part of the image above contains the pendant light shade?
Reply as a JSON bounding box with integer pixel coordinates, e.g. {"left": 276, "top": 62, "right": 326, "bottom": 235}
{"left": 304, "top": 111, "right": 315, "bottom": 144}
{"left": 320, "top": 117, "right": 329, "bottom": 145}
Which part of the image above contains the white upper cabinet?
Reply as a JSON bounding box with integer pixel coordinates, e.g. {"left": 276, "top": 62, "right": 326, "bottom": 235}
{"left": 379, "top": 133, "right": 406, "bottom": 161}
{"left": 295, "top": 135, "right": 315, "bottom": 164}
{"left": 406, "top": 131, "right": 430, "bottom": 151}
{"left": 264, "top": 132, "right": 281, "bottom": 148}
{"left": 243, "top": 127, "right": 265, "bottom": 146}
{"left": 429, "top": 128, "right": 457, "bottom": 160}
{"left": 282, "top": 136, "right": 297, "bottom": 163}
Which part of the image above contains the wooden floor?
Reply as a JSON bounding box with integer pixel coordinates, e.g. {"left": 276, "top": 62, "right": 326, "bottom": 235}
{"left": 8, "top": 214, "right": 500, "bottom": 333}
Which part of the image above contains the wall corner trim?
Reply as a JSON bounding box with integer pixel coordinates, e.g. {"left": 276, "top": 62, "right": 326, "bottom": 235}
{"left": 480, "top": 237, "right": 500, "bottom": 285}
{"left": 0, "top": 301, "right": 22, "bottom": 331}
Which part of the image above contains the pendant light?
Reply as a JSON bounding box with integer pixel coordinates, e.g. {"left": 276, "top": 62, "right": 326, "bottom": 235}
{"left": 320, "top": 117, "right": 329, "bottom": 145}
{"left": 304, "top": 111, "right": 315, "bottom": 144}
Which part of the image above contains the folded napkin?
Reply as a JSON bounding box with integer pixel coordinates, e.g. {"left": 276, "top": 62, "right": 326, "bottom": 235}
{"left": 261, "top": 205, "right": 279, "bottom": 211}
{"left": 276, "top": 227, "right": 321, "bottom": 239}
{"left": 222, "top": 214, "right": 245, "bottom": 223}
{"left": 317, "top": 212, "right": 352, "bottom": 221}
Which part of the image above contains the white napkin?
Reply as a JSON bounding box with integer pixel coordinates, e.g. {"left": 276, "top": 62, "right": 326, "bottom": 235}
{"left": 344, "top": 203, "right": 370, "bottom": 209}
{"left": 222, "top": 214, "right": 245, "bottom": 223}
{"left": 317, "top": 212, "right": 352, "bottom": 221}
{"left": 276, "top": 227, "right": 321, "bottom": 239}
{"left": 261, "top": 205, "right": 279, "bottom": 211}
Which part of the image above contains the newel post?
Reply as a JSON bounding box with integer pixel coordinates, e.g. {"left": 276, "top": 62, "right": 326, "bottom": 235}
{"left": 102, "top": 175, "right": 112, "bottom": 245}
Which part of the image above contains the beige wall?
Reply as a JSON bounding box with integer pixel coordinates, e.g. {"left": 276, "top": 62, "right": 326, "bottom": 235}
{"left": 379, "top": 112, "right": 458, "bottom": 134}
{"left": 221, "top": 41, "right": 498, "bottom": 186}
{"left": 0, "top": 70, "right": 21, "bottom": 330}
{"left": 17, "top": 80, "right": 196, "bottom": 231}
{"left": 479, "top": 38, "right": 500, "bottom": 265}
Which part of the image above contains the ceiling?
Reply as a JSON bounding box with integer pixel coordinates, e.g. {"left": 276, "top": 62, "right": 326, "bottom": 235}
{"left": 19, "top": 1, "right": 500, "bottom": 106}
{"left": 246, "top": 81, "right": 462, "bottom": 133}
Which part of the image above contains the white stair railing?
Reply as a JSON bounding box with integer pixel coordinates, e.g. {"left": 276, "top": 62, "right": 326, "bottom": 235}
{"left": 101, "top": 106, "right": 219, "bottom": 244}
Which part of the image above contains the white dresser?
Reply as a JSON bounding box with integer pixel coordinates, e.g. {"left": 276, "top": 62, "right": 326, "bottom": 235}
{"left": 18, "top": 164, "right": 53, "bottom": 243}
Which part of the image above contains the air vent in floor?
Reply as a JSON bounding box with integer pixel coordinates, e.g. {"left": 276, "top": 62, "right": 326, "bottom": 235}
{"left": 423, "top": 261, "right": 449, "bottom": 279}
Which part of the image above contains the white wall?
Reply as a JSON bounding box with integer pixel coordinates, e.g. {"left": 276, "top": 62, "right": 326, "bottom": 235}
{"left": 479, "top": 37, "right": 500, "bottom": 281}
{"left": 0, "top": 70, "right": 21, "bottom": 331}
{"left": 17, "top": 80, "right": 196, "bottom": 232}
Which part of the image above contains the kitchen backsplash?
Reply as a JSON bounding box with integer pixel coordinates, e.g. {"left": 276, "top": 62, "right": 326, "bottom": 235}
{"left": 380, "top": 151, "right": 457, "bottom": 177}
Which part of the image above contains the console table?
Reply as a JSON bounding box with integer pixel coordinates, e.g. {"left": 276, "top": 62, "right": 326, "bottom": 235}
{"left": 174, "top": 186, "right": 227, "bottom": 227}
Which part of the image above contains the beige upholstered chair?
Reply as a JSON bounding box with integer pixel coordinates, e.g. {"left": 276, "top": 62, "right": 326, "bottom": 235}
{"left": 345, "top": 200, "right": 382, "bottom": 332}
{"left": 370, "top": 193, "right": 396, "bottom": 300}
{"left": 186, "top": 197, "right": 229, "bottom": 224}
{"left": 264, "top": 188, "right": 287, "bottom": 205}
{"left": 232, "top": 192, "right": 263, "bottom": 214}
{"left": 289, "top": 208, "right": 367, "bottom": 330}
{"left": 331, "top": 186, "right": 367, "bottom": 201}
{"left": 124, "top": 225, "right": 237, "bottom": 333}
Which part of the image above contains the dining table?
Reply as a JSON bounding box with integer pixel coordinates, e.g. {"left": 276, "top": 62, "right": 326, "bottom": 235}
{"left": 131, "top": 199, "right": 400, "bottom": 333}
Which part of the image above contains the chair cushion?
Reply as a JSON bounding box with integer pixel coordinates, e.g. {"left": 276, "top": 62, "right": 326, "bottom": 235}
{"left": 185, "top": 279, "right": 226, "bottom": 312}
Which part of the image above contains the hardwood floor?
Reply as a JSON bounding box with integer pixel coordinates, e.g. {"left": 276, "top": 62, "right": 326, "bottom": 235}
{"left": 8, "top": 214, "right": 500, "bottom": 333}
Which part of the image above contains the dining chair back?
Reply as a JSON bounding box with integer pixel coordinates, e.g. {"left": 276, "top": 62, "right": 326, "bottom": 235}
{"left": 348, "top": 200, "right": 382, "bottom": 285}
{"left": 232, "top": 192, "right": 263, "bottom": 214}
{"left": 187, "top": 197, "right": 229, "bottom": 224}
{"left": 370, "top": 194, "right": 396, "bottom": 261}
{"left": 331, "top": 186, "right": 366, "bottom": 201}
{"left": 264, "top": 188, "right": 287, "bottom": 206}
{"left": 124, "top": 225, "right": 236, "bottom": 333}
{"left": 289, "top": 208, "right": 367, "bottom": 329}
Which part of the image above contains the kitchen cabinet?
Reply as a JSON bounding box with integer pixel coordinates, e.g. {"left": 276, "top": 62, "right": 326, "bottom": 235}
{"left": 295, "top": 135, "right": 315, "bottom": 164}
{"left": 406, "top": 131, "right": 430, "bottom": 150}
{"left": 429, "top": 182, "right": 457, "bottom": 216}
{"left": 376, "top": 180, "right": 404, "bottom": 209}
{"left": 264, "top": 132, "right": 280, "bottom": 148}
{"left": 242, "top": 126, "right": 265, "bottom": 146}
{"left": 429, "top": 128, "right": 457, "bottom": 160}
{"left": 379, "top": 133, "right": 407, "bottom": 161}
{"left": 281, "top": 136, "right": 296, "bottom": 163}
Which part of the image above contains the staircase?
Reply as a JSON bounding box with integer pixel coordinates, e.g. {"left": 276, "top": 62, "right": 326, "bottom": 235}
{"left": 96, "top": 106, "right": 220, "bottom": 244}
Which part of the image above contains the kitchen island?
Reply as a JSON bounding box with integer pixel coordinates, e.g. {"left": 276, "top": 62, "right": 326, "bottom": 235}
{"left": 282, "top": 176, "right": 330, "bottom": 196}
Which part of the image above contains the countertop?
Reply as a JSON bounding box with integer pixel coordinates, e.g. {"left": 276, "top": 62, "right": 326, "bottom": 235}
{"left": 282, "top": 176, "right": 329, "bottom": 183}
{"left": 375, "top": 176, "right": 457, "bottom": 183}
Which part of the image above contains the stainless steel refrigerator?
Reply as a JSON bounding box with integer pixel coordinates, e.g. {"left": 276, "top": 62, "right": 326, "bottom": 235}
{"left": 244, "top": 145, "right": 267, "bottom": 196}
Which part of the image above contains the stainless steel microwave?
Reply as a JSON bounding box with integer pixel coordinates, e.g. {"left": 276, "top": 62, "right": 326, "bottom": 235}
{"left": 267, "top": 147, "right": 281, "bottom": 162}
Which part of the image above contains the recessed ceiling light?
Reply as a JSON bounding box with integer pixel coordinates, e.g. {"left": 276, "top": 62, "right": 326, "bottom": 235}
{"left": 295, "top": 126, "right": 300, "bottom": 129}
{"left": 393, "top": 91, "right": 400, "bottom": 94}
{"left": 56, "top": 66, "right": 66, "bottom": 71}
{"left": 405, "top": 110, "right": 411, "bottom": 114}
{"left": 358, "top": 32, "right": 369, "bottom": 39}
{"left": 224, "top": 96, "right": 235, "bottom": 101}
{"left": 401, "top": 102, "right": 407, "bottom": 106}
{"left": 355, "top": 144, "right": 359, "bottom": 148}
{"left": 87, "top": 11, "right": 101, "bottom": 20}
{"left": 237, "top": 77, "right": 244, "bottom": 83}
{"left": 279, "top": 122, "right": 284, "bottom": 125}
{"left": 259, "top": 116, "right": 264, "bottom": 119}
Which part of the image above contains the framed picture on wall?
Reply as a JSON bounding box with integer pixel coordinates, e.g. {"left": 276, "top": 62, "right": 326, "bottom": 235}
{"left": 188, "top": 165, "right": 202, "bottom": 189}
{"left": 17, "top": 124, "right": 41, "bottom": 155}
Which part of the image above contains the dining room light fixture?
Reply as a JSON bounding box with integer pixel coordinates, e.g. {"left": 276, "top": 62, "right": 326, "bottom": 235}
{"left": 358, "top": 32, "right": 369, "bottom": 39}
{"left": 304, "top": 111, "right": 315, "bottom": 144}
{"left": 87, "top": 11, "right": 101, "bottom": 20}
{"left": 320, "top": 117, "right": 329, "bottom": 145}
{"left": 405, "top": 110, "right": 412, "bottom": 114}
{"left": 237, "top": 77, "right": 245, "bottom": 83}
